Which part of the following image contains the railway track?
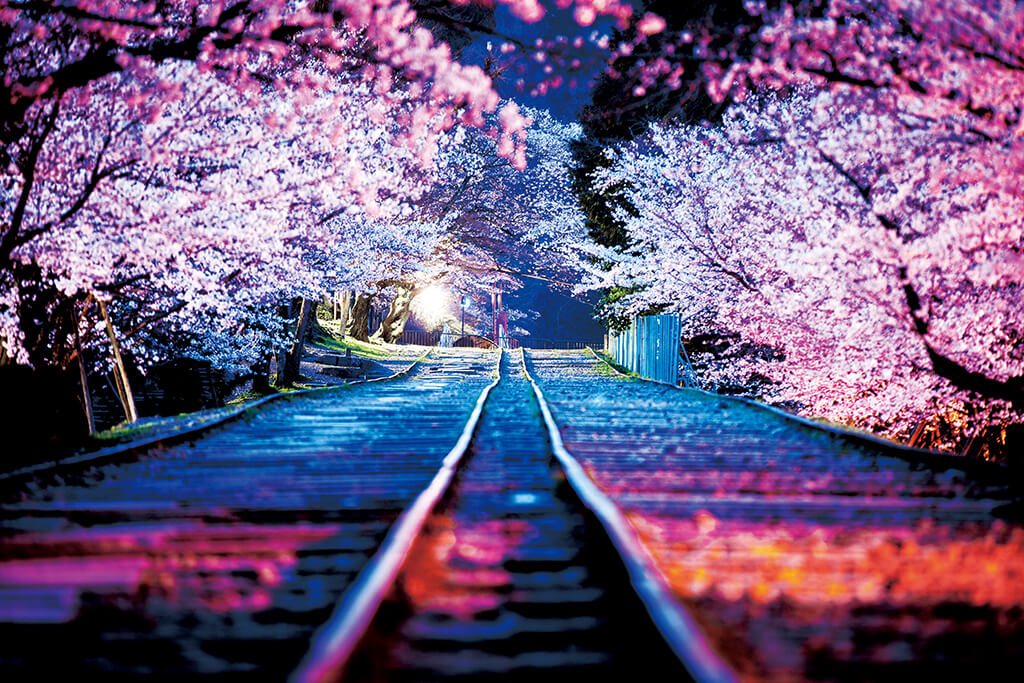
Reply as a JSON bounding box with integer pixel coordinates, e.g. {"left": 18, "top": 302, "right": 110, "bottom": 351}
{"left": 316, "top": 349, "right": 692, "bottom": 682}
{"left": 0, "top": 348, "right": 704, "bottom": 681}
{"left": 3, "top": 346, "right": 1023, "bottom": 681}
{"left": 0, "top": 349, "right": 499, "bottom": 679}
{"left": 525, "top": 349, "right": 1024, "bottom": 681}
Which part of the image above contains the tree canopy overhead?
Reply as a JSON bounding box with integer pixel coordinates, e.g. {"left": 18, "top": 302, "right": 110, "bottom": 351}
{"left": 1, "top": 1, "right": 1020, "bottom": 454}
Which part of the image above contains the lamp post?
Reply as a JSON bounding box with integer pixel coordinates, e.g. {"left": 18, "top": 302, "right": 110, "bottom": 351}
{"left": 461, "top": 295, "right": 469, "bottom": 335}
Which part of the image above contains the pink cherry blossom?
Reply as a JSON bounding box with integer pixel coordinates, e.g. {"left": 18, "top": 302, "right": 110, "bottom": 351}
{"left": 580, "top": 89, "right": 1022, "bottom": 447}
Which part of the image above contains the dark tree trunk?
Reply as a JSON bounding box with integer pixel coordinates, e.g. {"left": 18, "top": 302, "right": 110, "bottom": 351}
{"left": 251, "top": 351, "right": 273, "bottom": 394}
{"left": 371, "top": 285, "right": 419, "bottom": 344}
{"left": 346, "top": 293, "right": 373, "bottom": 342}
{"left": 274, "top": 299, "right": 296, "bottom": 385}
{"left": 276, "top": 297, "right": 315, "bottom": 387}
{"left": 308, "top": 302, "right": 329, "bottom": 342}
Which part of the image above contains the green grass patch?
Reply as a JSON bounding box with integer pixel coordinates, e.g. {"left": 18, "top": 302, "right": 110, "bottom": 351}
{"left": 225, "top": 386, "right": 302, "bottom": 404}
{"left": 88, "top": 405, "right": 239, "bottom": 445}
{"left": 92, "top": 422, "right": 154, "bottom": 442}
{"left": 314, "top": 332, "right": 392, "bottom": 359}
{"left": 226, "top": 390, "right": 268, "bottom": 405}
{"left": 593, "top": 351, "right": 640, "bottom": 379}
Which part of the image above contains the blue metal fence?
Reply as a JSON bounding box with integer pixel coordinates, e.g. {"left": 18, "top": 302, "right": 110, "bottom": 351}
{"left": 608, "top": 314, "right": 700, "bottom": 387}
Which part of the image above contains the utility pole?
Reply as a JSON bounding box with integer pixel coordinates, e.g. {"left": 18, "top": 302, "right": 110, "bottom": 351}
{"left": 493, "top": 287, "right": 503, "bottom": 342}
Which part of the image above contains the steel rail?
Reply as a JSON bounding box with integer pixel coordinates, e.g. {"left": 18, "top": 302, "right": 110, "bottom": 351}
{"left": 289, "top": 348, "right": 503, "bottom": 683}
{"left": 519, "top": 349, "right": 739, "bottom": 683}
{"left": 0, "top": 348, "right": 431, "bottom": 484}
{"left": 586, "top": 346, "right": 1010, "bottom": 479}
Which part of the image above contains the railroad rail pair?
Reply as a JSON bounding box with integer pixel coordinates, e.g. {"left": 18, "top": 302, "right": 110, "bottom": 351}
{"left": 0, "top": 349, "right": 719, "bottom": 680}
{"left": 294, "top": 348, "right": 729, "bottom": 682}
{"left": 1, "top": 347, "right": 1022, "bottom": 681}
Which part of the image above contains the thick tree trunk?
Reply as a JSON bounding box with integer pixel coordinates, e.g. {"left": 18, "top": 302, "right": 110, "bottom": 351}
{"left": 273, "top": 299, "right": 295, "bottom": 384}
{"left": 346, "top": 293, "right": 372, "bottom": 341}
{"left": 97, "top": 298, "right": 137, "bottom": 423}
{"left": 276, "top": 297, "right": 315, "bottom": 387}
{"left": 308, "top": 302, "right": 329, "bottom": 342}
{"left": 370, "top": 285, "right": 418, "bottom": 344}
{"left": 337, "top": 291, "right": 353, "bottom": 331}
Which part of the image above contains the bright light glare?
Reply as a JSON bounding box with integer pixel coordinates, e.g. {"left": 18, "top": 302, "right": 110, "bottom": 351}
{"left": 413, "top": 285, "right": 450, "bottom": 329}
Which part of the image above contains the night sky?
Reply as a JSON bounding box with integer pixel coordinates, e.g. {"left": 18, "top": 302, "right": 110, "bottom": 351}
{"left": 462, "top": 6, "right": 617, "bottom": 343}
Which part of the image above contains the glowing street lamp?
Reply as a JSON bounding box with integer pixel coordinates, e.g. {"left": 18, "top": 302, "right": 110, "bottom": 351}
{"left": 461, "top": 295, "right": 470, "bottom": 335}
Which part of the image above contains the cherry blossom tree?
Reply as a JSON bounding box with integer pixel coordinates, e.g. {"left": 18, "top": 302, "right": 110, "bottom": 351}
{"left": 1, "top": 0, "right": 546, "bottom": 367}
{"left": 695, "top": 0, "right": 1024, "bottom": 439}
{"left": 554, "top": 0, "right": 1023, "bottom": 451}
{"left": 0, "top": 0, "right": 660, "bottom": 437}
{"left": 583, "top": 89, "right": 1022, "bottom": 450}
{"left": 3, "top": 0, "right": 655, "bottom": 376}
{"left": 362, "top": 104, "right": 588, "bottom": 344}
{"left": 5, "top": 57, "right": 434, "bottom": 352}
{"left": 700, "top": 0, "right": 1024, "bottom": 142}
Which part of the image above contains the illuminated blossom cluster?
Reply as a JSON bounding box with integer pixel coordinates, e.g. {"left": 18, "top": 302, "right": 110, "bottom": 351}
{"left": 705, "top": 0, "right": 1024, "bottom": 140}
{"left": 389, "top": 105, "right": 587, "bottom": 327}
{"left": 2, "top": 53, "right": 446, "bottom": 367}
{"left": 583, "top": 90, "right": 1023, "bottom": 439}
{"left": 1, "top": 1, "right": 521, "bottom": 159}
{"left": 1, "top": 0, "right": 658, "bottom": 370}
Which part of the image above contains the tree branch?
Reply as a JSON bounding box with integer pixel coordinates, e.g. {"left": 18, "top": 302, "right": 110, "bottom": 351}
{"left": 820, "top": 146, "right": 1023, "bottom": 408}
{"left": 1, "top": 100, "right": 60, "bottom": 265}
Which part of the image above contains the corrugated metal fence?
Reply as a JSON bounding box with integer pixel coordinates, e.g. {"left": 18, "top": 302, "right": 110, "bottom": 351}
{"left": 607, "top": 314, "right": 700, "bottom": 387}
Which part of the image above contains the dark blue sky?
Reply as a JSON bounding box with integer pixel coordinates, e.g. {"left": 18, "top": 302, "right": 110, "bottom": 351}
{"left": 466, "top": 5, "right": 618, "bottom": 122}
{"left": 462, "top": 6, "right": 618, "bottom": 342}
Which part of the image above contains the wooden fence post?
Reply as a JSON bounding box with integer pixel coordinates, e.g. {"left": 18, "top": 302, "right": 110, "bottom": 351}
{"left": 97, "top": 298, "right": 138, "bottom": 423}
